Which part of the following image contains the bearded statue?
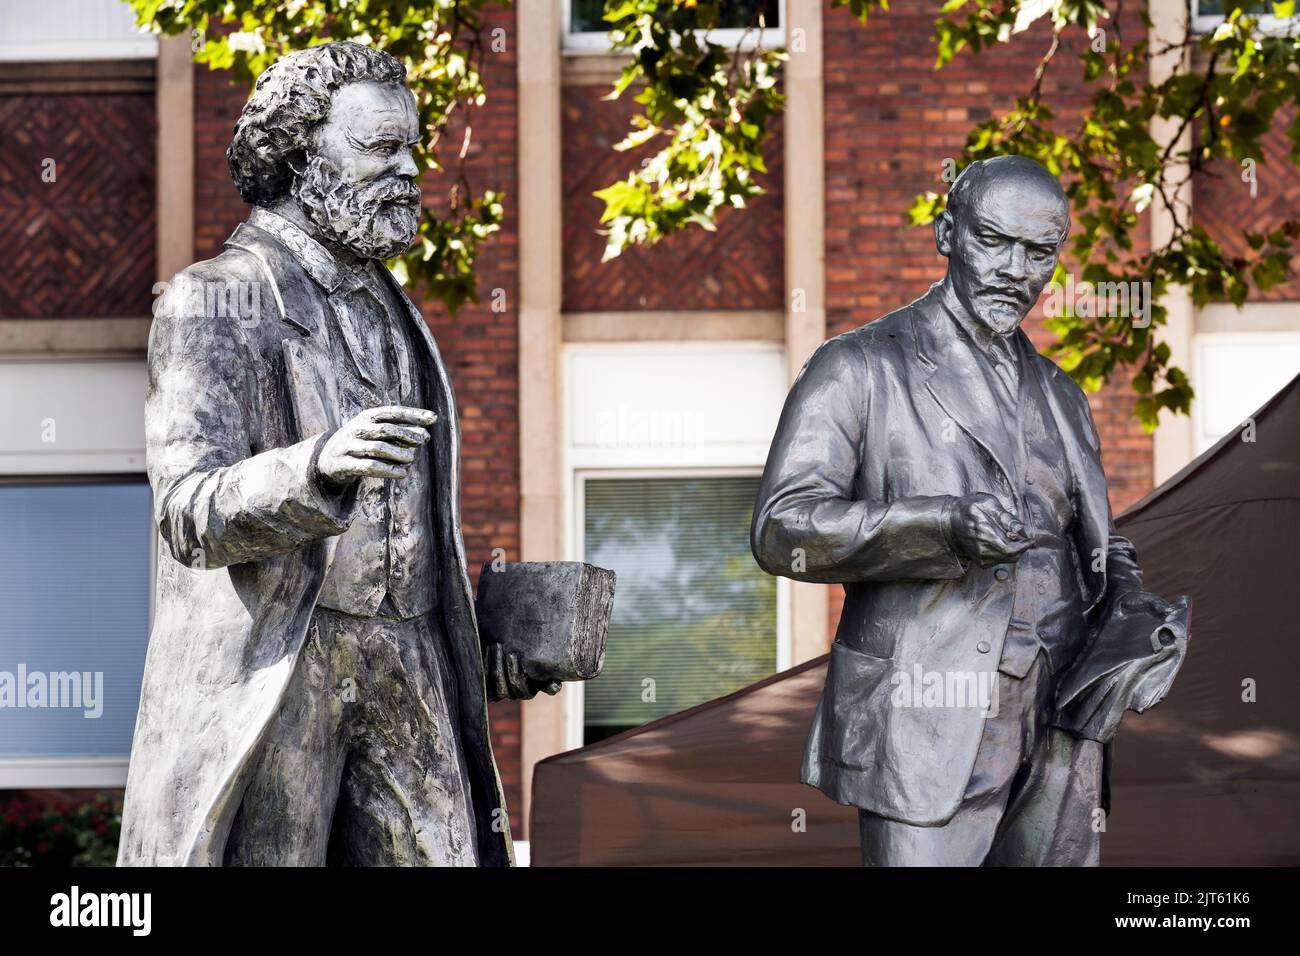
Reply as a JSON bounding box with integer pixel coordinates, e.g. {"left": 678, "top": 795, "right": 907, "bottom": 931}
{"left": 117, "top": 41, "right": 553, "bottom": 867}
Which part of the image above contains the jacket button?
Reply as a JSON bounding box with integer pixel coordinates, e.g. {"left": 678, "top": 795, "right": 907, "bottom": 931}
{"left": 994, "top": 567, "right": 1010, "bottom": 581}
{"left": 977, "top": 641, "right": 991, "bottom": 654}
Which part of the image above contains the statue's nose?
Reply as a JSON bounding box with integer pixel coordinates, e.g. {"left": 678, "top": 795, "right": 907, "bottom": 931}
{"left": 394, "top": 151, "right": 419, "bottom": 179}
{"left": 997, "top": 244, "right": 1029, "bottom": 281}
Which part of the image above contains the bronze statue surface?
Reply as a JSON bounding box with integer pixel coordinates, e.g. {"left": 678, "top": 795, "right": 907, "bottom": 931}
{"left": 752, "top": 156, "right": 1187, "bottom": 866}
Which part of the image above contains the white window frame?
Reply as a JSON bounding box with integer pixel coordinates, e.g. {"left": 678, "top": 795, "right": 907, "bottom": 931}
{"left": 562, "top": 0, "right": 786, "bottom": 53}
{"left": 1190, "top": 0, "right": 1300, "bottom": 36}
{"left": 0, "top": 1, "right": 159, "bottom": 62}
{"left": 0, "top": 355, "right": 152, "bottom": 790}
{"left": 1192, "top": 328, "right": 1300, "bottom": 455}
{"left": 561, "top": 340, "right": 791, "bottom": 751}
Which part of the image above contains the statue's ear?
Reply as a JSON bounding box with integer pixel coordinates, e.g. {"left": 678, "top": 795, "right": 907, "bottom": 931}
{"left": 934, "top": 210, "right": 954, "bottom": 258}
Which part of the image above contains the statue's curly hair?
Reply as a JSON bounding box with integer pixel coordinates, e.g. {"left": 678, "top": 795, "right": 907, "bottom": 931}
{"left": 227, "top": 41, "right": 407, "bottom": 206}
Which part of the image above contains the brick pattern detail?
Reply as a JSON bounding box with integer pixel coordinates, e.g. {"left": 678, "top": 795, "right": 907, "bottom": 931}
{"left": 561, "top": 83, "right": 785, "bottom": 312}
{"left": 0, "top": 93, "right": 155, "bottom": 318}
{"left": 190, "top": 13, "right": 524, "bottom": 829}
{"left": 1194, "top": 108, "right": 1300, "bottom": 301}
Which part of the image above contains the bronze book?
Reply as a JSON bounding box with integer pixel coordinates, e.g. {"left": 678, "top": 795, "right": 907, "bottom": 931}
{"left": 475, "top": 561, "right": 616, "bottom": 684}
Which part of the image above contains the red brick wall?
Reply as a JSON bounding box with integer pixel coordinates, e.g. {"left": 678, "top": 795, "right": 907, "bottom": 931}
{"left": 1194, "top": 107, "right": 1300, "bottom": 302}
{"left": 821, "top": 0, "right": 1155, "bottom": 633}
{"left": 192, "top": 65, "right": 247, "bottom": 263}
{"left": 561, "top": 83, "right": 785, "bottom": 312}
{"left": 189, "top": 13, "right": 525, "bottom": 829}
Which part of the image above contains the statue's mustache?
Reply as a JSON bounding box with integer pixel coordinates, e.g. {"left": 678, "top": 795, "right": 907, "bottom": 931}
{"left": 365, "top": 176, "right": 421, "bottom": 207}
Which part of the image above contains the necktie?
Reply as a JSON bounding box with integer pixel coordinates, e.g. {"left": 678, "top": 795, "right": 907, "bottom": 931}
{"left": 991, "top": 338, "right": 1019, "bottom": 399}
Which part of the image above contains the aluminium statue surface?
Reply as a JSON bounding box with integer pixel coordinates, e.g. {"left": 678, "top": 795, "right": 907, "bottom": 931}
{"left": 118, "top": 41, "right": 578, "bottom": 867}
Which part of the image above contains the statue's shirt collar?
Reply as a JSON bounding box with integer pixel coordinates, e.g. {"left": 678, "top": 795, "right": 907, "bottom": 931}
{"left": 248, "top": 207, "right": 371, "bottom": 296}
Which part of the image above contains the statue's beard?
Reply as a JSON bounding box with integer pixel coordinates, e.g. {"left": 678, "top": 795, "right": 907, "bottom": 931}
{"left": 290, "top": 156, "right": 422, "bottom": 261}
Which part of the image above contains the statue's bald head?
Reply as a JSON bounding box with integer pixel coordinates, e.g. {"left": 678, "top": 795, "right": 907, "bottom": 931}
{"left": 946, "top": 156, "right": 1070, "bottom": 243}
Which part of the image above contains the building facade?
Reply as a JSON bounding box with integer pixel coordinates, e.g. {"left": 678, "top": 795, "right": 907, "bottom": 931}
{"left": 1, "top": 0, "right": 1297, "bottom": 840}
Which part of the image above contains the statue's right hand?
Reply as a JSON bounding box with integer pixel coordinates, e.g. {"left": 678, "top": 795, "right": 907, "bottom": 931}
{"left": 316, "top": 405, "right": 437, "bottom": 488}
{"left": 948, "top": 492, "right": 1033, "bottom": 568}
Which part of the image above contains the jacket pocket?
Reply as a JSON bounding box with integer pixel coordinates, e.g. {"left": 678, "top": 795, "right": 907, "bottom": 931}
{"left": 821, "top": 640, "right": 895, "bottom": 771}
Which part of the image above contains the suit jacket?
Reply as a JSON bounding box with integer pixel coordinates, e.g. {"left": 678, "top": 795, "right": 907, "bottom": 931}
{"left": 751, "top": 285, "right": 1142, "bottom": 826}
{"left": 117, "top": 219, "right": 513, "bottom": 866}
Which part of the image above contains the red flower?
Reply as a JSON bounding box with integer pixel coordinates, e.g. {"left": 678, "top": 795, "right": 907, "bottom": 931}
{"left": 50, "top": 822, "right": 65, "bottom": 834}
{"left": 36, "top": 841, "right": 50, "bottom": 853}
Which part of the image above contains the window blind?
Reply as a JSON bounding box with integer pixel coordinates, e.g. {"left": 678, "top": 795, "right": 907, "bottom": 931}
{"left": 0, "top": 481, "right": 151, "bottom": 758}
{"left": 582, "top": 476, "right": 776, "bottom": 741}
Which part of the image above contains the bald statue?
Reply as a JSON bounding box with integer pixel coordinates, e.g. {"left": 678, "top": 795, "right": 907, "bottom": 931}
{"left": 753, "top": 156, "right": 1183, "bottom": 866}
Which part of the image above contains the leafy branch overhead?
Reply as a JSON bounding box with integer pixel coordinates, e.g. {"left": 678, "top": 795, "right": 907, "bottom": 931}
{"left": 908, "top": 0, "right": 1300, "bottom": 429}
{"left": 600, "top": 0, "right": 1300, "bottom": 429}
{"left": 126, "top": 1, "right": 1300, "bottom": 428}
{"left": 127, "top": 0, "right": 505, "bottom": 314}
{"left": 593, "top": 0, "right": 787, "bottom": 262}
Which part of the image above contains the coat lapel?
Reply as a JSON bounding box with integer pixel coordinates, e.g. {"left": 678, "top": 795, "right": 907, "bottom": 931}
{"left": 226, "top": 222, "right": 343, "bottom": 439}
{"left": 908, "top": 297, "right": 1019, "bottom": 497}
{"left": 374, "top": 267, "right": 465, "bottom": 575}
{"left": 226, "top": 222, "right": 348, "bottom": 575}
{"left": 909, "top": 288, "right": 1110, "bottom": 612}
{"left": 281, "top": 338, "right": 341, "bottom": 436}
{"left": 374, "top": 266, "right": 515, "bottom": 867}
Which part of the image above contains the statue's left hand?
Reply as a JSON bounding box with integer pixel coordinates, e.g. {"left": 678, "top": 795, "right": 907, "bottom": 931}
{"left": 484, "top": 643, "right": 563, "bottom": 701}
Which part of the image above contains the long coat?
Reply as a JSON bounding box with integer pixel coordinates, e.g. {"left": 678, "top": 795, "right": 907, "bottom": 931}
{"left": 117, "top": 219, "right": 513, "bottom": 866}
{"left": 751, "top": 286, "right": 1142, "bottom": 827}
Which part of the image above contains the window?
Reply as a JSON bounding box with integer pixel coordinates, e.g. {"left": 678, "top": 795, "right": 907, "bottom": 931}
{"left": 0, "top": 480, "right": 152, "bottom": 783}
{"left": 564, "top": 0, "right": 783, "bottom": 52}
{"left": 1191, "top": 1, "right": 1298, "bottom": 35}
{"left": 563, "top": 340, "right": 790, "bottom": 748}
{"left": 0, "top": 0, "right": 158, "bottom": 62}
{"left": 1194, "top": 332, "right": 1300, "bottom": 454}
{"left": 580, "top": 474, "right": 776, "bottom": 743}
{"left": 0, "top": 357, "right": 150, "bottom": 788}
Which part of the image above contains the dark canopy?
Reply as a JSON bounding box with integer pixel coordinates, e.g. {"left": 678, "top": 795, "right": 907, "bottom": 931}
{"left": 531, "top": 375, "right": 1300, "bottom": 866}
